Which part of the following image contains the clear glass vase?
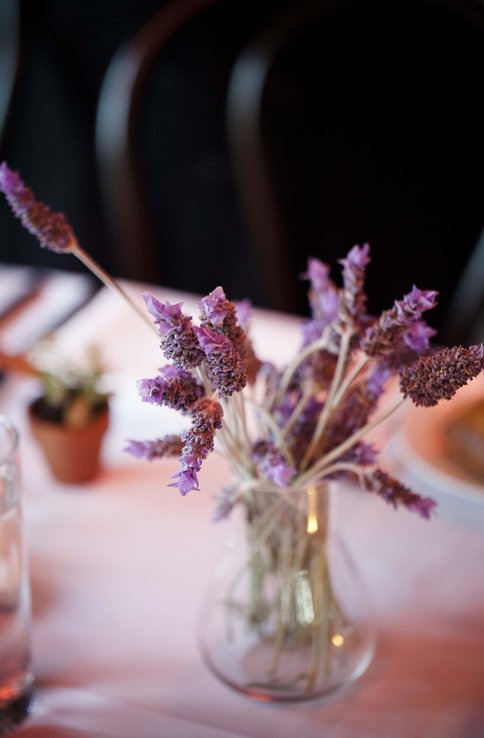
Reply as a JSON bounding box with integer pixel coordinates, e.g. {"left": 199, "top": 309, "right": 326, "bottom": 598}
{"left": 199, "top": 481, "right": 376, "bottom": 702}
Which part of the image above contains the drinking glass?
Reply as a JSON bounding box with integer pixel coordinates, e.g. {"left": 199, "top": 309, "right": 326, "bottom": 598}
{"left": 0, "top": 415, "right": 33, "bottom": 730}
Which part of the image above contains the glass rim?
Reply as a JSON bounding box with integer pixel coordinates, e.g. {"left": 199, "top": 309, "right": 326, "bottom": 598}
{"left": 0, "top": 414, "right": 19, "bottom": 461}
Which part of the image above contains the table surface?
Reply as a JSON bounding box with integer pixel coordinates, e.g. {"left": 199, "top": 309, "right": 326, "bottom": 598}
{"left": 0, "top": 266, "right": 483, "bottom": 738}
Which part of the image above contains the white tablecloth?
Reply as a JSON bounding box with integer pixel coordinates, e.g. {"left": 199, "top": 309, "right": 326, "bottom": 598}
{"left": 1, "top": 273, "right": 483, "bottom": 737}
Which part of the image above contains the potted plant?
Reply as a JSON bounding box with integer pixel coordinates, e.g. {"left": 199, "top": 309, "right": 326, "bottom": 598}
{"left": 27, "top": 343, "right": 111, "bottom": 484}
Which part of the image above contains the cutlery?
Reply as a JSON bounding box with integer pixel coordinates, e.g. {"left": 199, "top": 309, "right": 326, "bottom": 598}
{"left": 0, "top": 267, "right": 100, "bottom": 374}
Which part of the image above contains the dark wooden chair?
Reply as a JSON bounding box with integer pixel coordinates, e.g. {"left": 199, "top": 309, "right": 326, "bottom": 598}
{"left": 95, "top": 0, "right": 219, "bottom": 284}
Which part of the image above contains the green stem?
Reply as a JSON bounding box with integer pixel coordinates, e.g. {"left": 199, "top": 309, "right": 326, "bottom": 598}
{"left": 301, "top": 329, "right": 352, "bottom": 470}
{"left": 217, "top": 423, "right": 253, "bottom": 479}
{"left": 270, "top": 528, "right": 294, "bottom": 677}
{"left": 331, "top": 353, "right": 368, "bottom": 408}
{"left": 73, "top": 243, "right": 156, "bottom": 333}
{"left": 280, "top": 387, "right": 313, "bottom": 441}
{"left": 274, "top": 334, "right": 330, "bottom": 405}
{"left": 246, "top": 398, "right": 296, "bottom": 469}
{"left": 233, "top": 391, "right": 253, "bottom": 467}
{"left": 297, "top": 395, "right": 406, "bottom": 487}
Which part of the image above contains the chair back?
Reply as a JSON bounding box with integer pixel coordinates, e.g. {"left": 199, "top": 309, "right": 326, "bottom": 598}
{"left": 96, "top": 0, "right": 218, "bottom": 282}
{"left": 227, "top": 0, "right": 484, "bottom": 336}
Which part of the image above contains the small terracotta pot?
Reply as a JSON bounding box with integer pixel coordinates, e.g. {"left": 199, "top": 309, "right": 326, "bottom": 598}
{"left": 28, "top": 401, "right": 109, "bottom": 484}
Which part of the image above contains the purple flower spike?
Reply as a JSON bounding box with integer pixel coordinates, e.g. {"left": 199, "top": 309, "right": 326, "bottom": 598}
{"left": 169, "top": 468, "right": 200, "bottom": 496}
{"left": 338, "top": 243, "right": 371, "bottom": 324}
{"left": 300, "top": 258, "right": 339, "bottom": 353}
{"left": 194, "top": 325, "right": 247, "bottom": 397}
{"left": 301, "top": 257, "right": 339, "bottom": 325}
{"left": 195, "top": 324, "right": 228, "bottom": 352}
{"left": 124, "top": 435, "right": 183, "bottom": 461}
{"left": 199, "top": 286, "right": 229, "bottom": 327}
{"left": 340, "top": 243, "right": 371, "bottom": 273}
{"left": 143, "top": 294, "right": 183, "bottom": 335}
{"left": 252, "top": 440, "right": 296, "bottom": 487}
{"left": 400, "top": 344, "right": 484, "bottom": 407}
{"left": 200, "top": 287, "right": 261, "bottom": 382}
{"left": 268, "top": 461, "right": 297, "bottom": 487}
{"left": 158, "top": 364, "right": 183, "bottom": 378}
{"left": 402, "top": 321, "right": 436, "bottom": 354}
{"left": 170, "top": 398, "right": 224, "bottom": 495}
{"left": 137, "top": 369, "right": 204, "bottom": 412}
{"left": 396, "top": 286, "right": 438, "bottom": 321}
{"left": 301, "top": 258, "right": 331, "bottom": 291}
{"left": 137, "top": 377, "right": 166, "bottom": 405}
{"left": 301, "top": 319, "right": 325, "bottom": 346}
{"left": 143, "top": 294, "right": 205, "bottom": 369}
{"left": 364, "top": 469, "right": 437, "bottom": 520}
{"left": 181, "top": 398, "right": 224, "bottom": 464}
{"left": 0, "top": 162, "right": 76, "bottom": 253}
{"left": 199, "top": 286, "right": 247, "bottom": 352}
{"left": 361, "top": 284, "right": 438, "bottom": 360}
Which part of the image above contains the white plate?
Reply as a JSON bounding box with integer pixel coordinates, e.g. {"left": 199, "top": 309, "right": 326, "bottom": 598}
{"left": 394, "top": 375, "right": 484, "bottom": 503}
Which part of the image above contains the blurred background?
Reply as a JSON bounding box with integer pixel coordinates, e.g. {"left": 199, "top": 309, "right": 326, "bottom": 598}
{"left": 0, "top": 0, "right": 483, "bottom": 342}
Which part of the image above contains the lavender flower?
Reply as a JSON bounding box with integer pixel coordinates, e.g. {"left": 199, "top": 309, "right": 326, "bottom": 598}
{"left": 396, "top": 286, "right": 438, "bottom": 320}
{"left": 361, "top": 285, "right": 438, "bottom": 361}
{"left": 125, "top": 435, "right": 183, "bottom": 461}
{"left": 233, "top": 299, "right": 262, "bottom": 384}
{"left": 199, "top": 286, "right": 262, "bottom": 382}
{"left": 300, "top": 318, "right": 326, "bottom": 347}
{"left": 252, "top": 440, "right": 296, "bottom": 487}
{"left": 171, "top": 468, "right": 200, "bottom": 496}
{"left": 400, "top": 344, "right": 484, "bottom": 407}
{"left": 143, "top": 294, "right": 205, "bottom": 369}
{"left": 401, "top": 321, "right": 436, "bottom": 354}
{"left": 0, "top": 162, "right": 76, "bottom": 253}
{"left": 144, "top": 295, "right": 182, "bottom": 333}
{"left": 199, "top": 286, "right": 230, "bottom": 327}
{"left": 194, "top": 325, "right": 246, "bottom": 397}
{"left": 182, "top": 398, "right": 224, "bottom": 463}
{"left": 171, "top": 398, "right": 224, "bottom": 495}
{"left": 348, "top": 442, "right": 378, "bottom": 467}
{"left": 302, "top": 246, "right": 370, "bottom": 353}
{"left": 137, "top": 367, "right": 204, "bottom": 412}
{"left": 363, "top": 469, "right": 437, "bottom": 519}
{"left": 300, "top": 257, "right": 339, "bottom": 347}
{"left": 199, "top": 286, "right": 244, "bottom": 346}
{"left": 337, "top": 243, "right": 371, "bottom": 325}
{"left": 137, "top": 377, "right": 165, "bottom": 405}
{"left": 301, "top": 258, "right": 339, "bottom": 319}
